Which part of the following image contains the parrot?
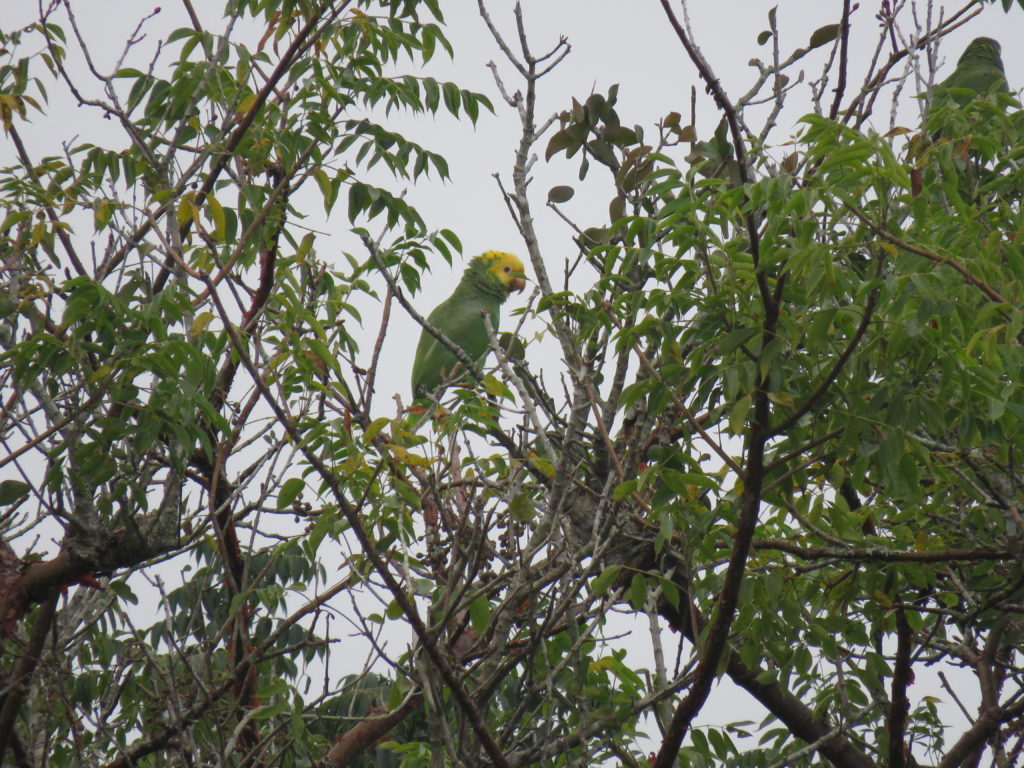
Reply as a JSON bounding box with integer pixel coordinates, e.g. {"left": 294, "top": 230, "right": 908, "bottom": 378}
{"left": 411, "top": 250, "right": 526, "bottom": 398}
{"left": 930, "top": 36, "right": 1008, "bottom": 110}
{"left": 921, "top": 36, "right": 1012, "bottom": 186}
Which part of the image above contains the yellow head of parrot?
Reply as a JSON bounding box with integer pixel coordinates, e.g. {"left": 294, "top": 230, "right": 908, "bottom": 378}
{"left": 482, "top": 250, "right": 527, "bottom": 293}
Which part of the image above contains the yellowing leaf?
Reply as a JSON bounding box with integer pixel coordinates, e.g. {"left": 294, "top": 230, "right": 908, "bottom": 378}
{"left": 190, "top": 311, "right": 214, "bottom": 338}
{"left": 387, "top": 444, "right": 431, "bottom": 468}
{"left": 94, "top": 199, "right": 112, "bottom": 230}
{"left": 205, "top": 194, "right": 226, "bottom": 240}
{"left": 365, "top": 417, "right": 390, "bottom": 442}
{"left": 528, "top": 452, "right": 555, "bottom": 479}
{"left": 176, "top": 193, "right": 198, "bottom": 227}
{"left": 482, "top": 374, "right": 504, "bottom": 397}
{"left": 296, "top": 232, "right": 315, "bottom": 262}
{"left": 236, "top": 92, "right": 259, "bottom": 118}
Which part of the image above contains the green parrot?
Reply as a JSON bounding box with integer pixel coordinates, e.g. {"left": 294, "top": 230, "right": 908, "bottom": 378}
{"left": 931, "top": 36, "right": 1008, "bottom": 109}
{"left": 411, "top": 250, "right": 527, "bottom": 398}
{"left": 921, "top": 36, "right": 1012, "bottom": 183}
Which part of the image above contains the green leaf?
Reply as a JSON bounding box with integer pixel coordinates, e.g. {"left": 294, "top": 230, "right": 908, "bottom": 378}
{"left": 254, "top": 699, "right": 289, "bottom": 719}
{"left": 808, "top": 23, "right": 840, "bottom": 50}
{"left": 729, "top": 395, "right": 752, "bottom": 434}
{"left": 441, "top": 81, "right": 461, "bottom": 115}
{"left": 468, "top": 595, "right": 491, "bottom": 633}
{"left": 0, "top": 480, "right": 30, "bottom": 506}
{"left": 306, "top": 510, "right": 337, "bottom": 556}
{"left": 394, "top": 477, "right": 422, "bottom": 509}
{"left": 546, "top": 128, "right": 582, "bottom": 161}
{"left": 509, "top": 493, "right": 536, "bottom": 521}
{"left": 613, "top": 479, "right": 637, "bottom": 501}
{"left": 107, "top": 580, "right": 138, "bottom": 605}
{"left": 423, "top": 77, "right": 440, "bottom": 111}
{"left": 592, "top": 565, "right": 621, "bottom": 595}
{"left": 628, "top": 573, "right": 647, "bottom": 610}
{"left": 587, "top": 139, "right": 616, "bottom": 166}
{"left": 386, "top": 599, "right": 404, "bottom": 620}
{"left": 659, "top": 578, "right": 680, "bottom": 610}
{"left": 256, "top": 679, "right": 289, "bottom": 700}
{"left": 718, "top": 327, "right": 758, "bottom": 355}
{"left": 277, "top": 478, "right": 304, "bottom": 510}
{"left": 547, "top": 185, "right": 575, "bottom": 203}
{"left": 62, "top": 281, "right": 101, "bottom": 326}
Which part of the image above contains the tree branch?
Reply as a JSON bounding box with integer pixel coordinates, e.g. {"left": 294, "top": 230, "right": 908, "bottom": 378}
{"left": 0, "top": 593, "right": 58, "bottom": 765}
{"left": 887, "top": 606, "right": 912, "bottom": 768}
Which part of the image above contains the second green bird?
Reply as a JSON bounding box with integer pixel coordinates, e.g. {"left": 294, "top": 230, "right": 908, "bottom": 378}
{"left": 931, "top": 37, "right": 1008, "bottom": 108}
{"left": 411, "top": 250, "right": 527, "bottom": 398}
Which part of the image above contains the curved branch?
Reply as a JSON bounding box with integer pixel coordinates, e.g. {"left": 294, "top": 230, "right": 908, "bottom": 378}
{"left": 848, "top": 203, "right": 1012, "bottom": 308}
{"left": 752, "top": 539, "right": 1012, "bottom": 564}
{"left": 0, "top": 475, "right": 182, "bottom": 627}
{"left": 827, "top": 0, "right": 853, "bottom": 121}
{"left": 325, "top": 692, "right": 423, "bottom": 766}
{"left": 727, "top": 651, "right": 874, "bottom": 768}
{"left": 938, "top": 695, "right": 1024, "bottom": 768}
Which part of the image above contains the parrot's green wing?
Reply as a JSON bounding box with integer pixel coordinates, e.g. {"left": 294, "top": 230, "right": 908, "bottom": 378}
{"left": 927, "top": 37, "right": 1011, "bottom": 144}
{"left": 932, "top": 37, "right": 1008, "bottom": 108}
{"left": 411, "top": 294, "right": 499, "bottom": 398}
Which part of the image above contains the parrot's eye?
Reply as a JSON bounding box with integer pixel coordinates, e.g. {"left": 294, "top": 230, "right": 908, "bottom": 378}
{"left": 503, "top": 266, "right": 511, "bottom": 273}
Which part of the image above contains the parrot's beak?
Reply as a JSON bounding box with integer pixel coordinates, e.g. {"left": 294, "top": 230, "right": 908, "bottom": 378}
{"left": 509, "top": 276, "right": 527, "bottom": 293}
